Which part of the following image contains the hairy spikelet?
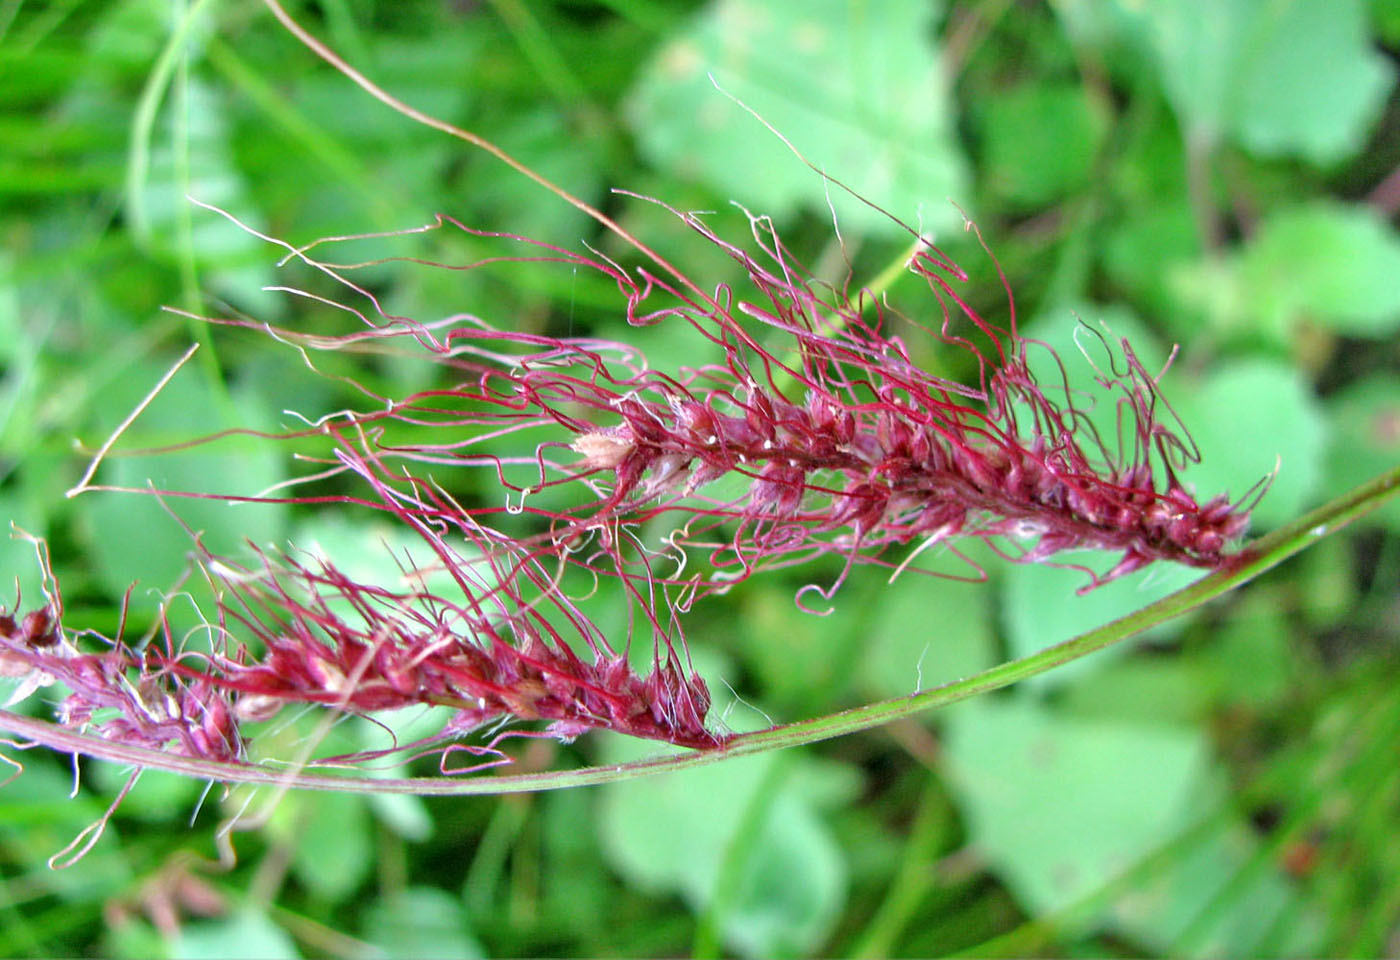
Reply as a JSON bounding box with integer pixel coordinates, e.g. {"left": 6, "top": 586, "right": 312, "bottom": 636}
{"left": 210, "top": 202, "right": 1253, "bottom": 609}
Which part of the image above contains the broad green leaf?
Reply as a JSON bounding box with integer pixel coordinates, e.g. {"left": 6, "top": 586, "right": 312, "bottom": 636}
{"left": 0, "top": 252, "right": 50, "bottom": 466}
{"left": 1320, "top": 375, "right": 1400, "bottom": 532}
{"left": 1057, "top": 656, "right": 1213, "bottom": 726}
{"left": 289, "top": 514, "right": 481, "bottom": 616}
{"left": 626, "top": 0, "right": 967, "bottom": 237}
{"left": 286, "top": 791, "right": 373, "bottom": 903}
{"left": 293, "top": 40, "right": 472, "bottom": 150}
{"left": 1199, "top": 590, "right": 1298, "bottom": 707}
{"left": 1376, "top": 0, "right": 1400, "bottom": 45}
{"left": 0, "top": 252, "right": 23, "bottom": 367}
{"left": 1117, "top": 0, "right": 1392, "bottom": 162}
{"left": 0, "top": 762, "right": 133, "bottom": 901}
{"left": 1050, "top": 0, "right": 1140, "bottom": 51}
{"left": 733, "top": 578, "right": 866, "bottom": 713}
{"left": 105, "top": 919, "right": 170, "bottom": 960}
{"left": 1292, "top": 535, "right": 1360, "bottom": 630}
{"left": 1229, "top": 0, "right": 1392, "bottom": 161}
{"left": 1170, "top": 359, "right": 1326, "bottom": 529}
{"left": 1101, "top": 202, "right": 1203, "bottom": 333}
{"left": 173, "top": 906, "right": 299, "bottom": 960}
{"left": 366, "top": 787, "right": 434, "bottom": 845}
{"left": 87, "top": 765, "right": 202, "bottom": 825}
{"left": 1104, "top": 775, "right": 1325, "bottom": 956}
{"left": 540, "top": 787, "right": 615, "bottom": 940}
{"left": 1000, "top": 556, "right": 1204, "bottom": 690}
{"left": 1236, "top": 203, "right": 1400, "bottom": 339}
{"left": 721, "top": 787, "right": 848, "bottom": 957}
{"left": 859, "top": 570, "right": 995, "bottom": 701}
{"left": 943, "top": 695, "right": 1209, "bottom": 917}
{"left": 278, "top": 30, "right": 477, "bottom": 222}
{"left": 362, "top": 887, "right": 484, "bottom": 960}
{"left": 596, "top": 740, "right": 766, "bottom": 898}
{"left": 466, "top": 108, "right": 606, "bottom": 243}
{"left": 596, "top": 738, "right": 847, "bottom": 958}
{"left": 0, "top": 496, "right": 47, "bottom": 613}
{"left": 977, "top": 83, "right": 1107, "bottom": 209}
{"left": 1023, "top": 301, "right": 1170, "bottom": 450}
{"left": 78, "top": 366, "right": 287, "bottom": 616}
{"left": 347, "top": 721, "right": 440, "bottom": 843}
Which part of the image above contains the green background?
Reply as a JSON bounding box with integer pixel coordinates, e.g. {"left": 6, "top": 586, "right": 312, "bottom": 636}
{"left": 2, "top": 0, "right": 1399, "bottom": 956}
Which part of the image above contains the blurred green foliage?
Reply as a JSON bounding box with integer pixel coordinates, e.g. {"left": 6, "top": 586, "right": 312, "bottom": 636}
{"left": 1, "top": 0, "right": 1398, "bottom": 956}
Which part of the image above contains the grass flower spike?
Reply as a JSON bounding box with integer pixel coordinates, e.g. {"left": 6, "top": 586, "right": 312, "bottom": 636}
{"left": 221, "top": 201, "right": 1255, "bottom": 615}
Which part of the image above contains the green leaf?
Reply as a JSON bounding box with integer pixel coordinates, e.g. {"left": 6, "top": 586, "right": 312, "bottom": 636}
{"left": 859, "top": 570, "right": 995, "bottom": 701}
{"left": 172, "top": 906, "right": 299, "bottom": 960}
{"left": 0, "top": 251, "right": 25, "bottom": 368}
{"left": 0, "top": 762, "right": 133, "bottom": 902}
{"left": 285, "top": 791, "right": 373, "bottom": 903}
{"left": 366, "top": 789, "right": 434, "bottom": 845}
{"left": 1229, "top": 0, "right": 1393, "bottom": 161}
{"left": 943, "top": 694, "right": 1209, "bottom": 917}
{"left": 1237, "top": 203, "right": 1400, "bottom": 339}
{"left": 1170, "top": 359, "right": 1327, "bottom": 529}
{"left": 77, "top": 368, "right": 287, "bottom": 617}
{"left": 733, "top": 579, "right": 865, "bottom": 714}
{"left": 540, "top": 788, "right": 614, "bottom": 940}
{"left": 1375, "top": 0, "right": 1400, "bottom": 45}
{"left": 0, "top": 251, "right": 50, "bottom": 468}
{"left": 1320, "top": 375, "right": 1400, "bottom": 533}
{"left": 626, "top": 0, "right": 967, "bottom": 237}
{"left": 1200, "top": 590, "right": 1298, "bottom": 707}
{"left": 0, "top": 496, "right": 47, "bottom": 613}
{"left": 721, "top": 787, "right": 848, "bottom": 957}
{"left": 289, "top": 514, "right": 480, "bottom": 620}
{"left": 596, "top": 739, "right": 846, "bottom": 958}
{"left": 1057, "top": 656, "right": 1213, "bottom": 726}
{"left": 87, "top": 765, "right": 202, "bottom": 825}
{"left": 88, "top": 0, "right": 214, "bottom": 69}
{"left": 1118, "top": 0, "right": 1393, "bottom": 162}
{"left": 977, "top": 83, "right": 1107, "bottom": 209}
{"left": 362, "top": 887, "right": 484, "bottom": 960}
{"left": 465, "top": 108, "right": 605, "bottom": 243}
{"left": 105, "top": 918, "right": 171, "bottom": 960}
{"left": 1104, "top": 783, "right": 1325, "bottom": 956}
{"left": 1000, "top": 557, "right": 1204, "bottom": 690}
{"left": 1101, "top": 202, "right": 1203, "bottom": 332}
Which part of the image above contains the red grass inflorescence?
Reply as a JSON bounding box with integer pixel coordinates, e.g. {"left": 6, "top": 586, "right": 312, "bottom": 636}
{"left": 0, "top": 503, "right": 718, "bottom": 770}
{"left": 193, "top": 502, "right": 718, "bottom": 752}
{"left": 5, "top": 197, "right": 1256, "bottom": 771}
{"left": 0, "top": 581, "right": 242, "bottom": 764}
{"left": 221, "top": 200, "right": 1254, "bottom": 611}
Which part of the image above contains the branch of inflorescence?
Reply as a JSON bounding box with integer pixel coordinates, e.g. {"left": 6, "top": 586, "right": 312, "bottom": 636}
{"left": 4, "top": 464, "right": 1396, "bottom": 796}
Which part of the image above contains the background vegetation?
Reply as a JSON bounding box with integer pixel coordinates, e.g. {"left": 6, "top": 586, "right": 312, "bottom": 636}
{"left": 2, "top": 0, "right": 1399, "bottom": 956}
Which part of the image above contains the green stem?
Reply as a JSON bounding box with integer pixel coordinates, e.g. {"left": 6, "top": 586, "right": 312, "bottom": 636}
{"left": 3, "top": 466, "right": 1397, "bottom": 795}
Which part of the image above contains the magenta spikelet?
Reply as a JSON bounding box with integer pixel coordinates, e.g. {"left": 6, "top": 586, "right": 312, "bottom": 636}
{"left": 0, "top": 495, "right": 718, "bottom": 771}
{"left": 190, "top": 508, "right": 719, "bottom": 752}
{"left": 0, "top": 587, "right": 241, "bottom": 765}
{"left": 218, "top": 202, "right": 1253, "bottom": 609}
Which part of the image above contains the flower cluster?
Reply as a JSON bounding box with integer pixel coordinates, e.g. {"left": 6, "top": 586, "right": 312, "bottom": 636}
{"left": 0, "top": 583, "right": 241, "bottom": 764}
{"left": 245, "top": 203, "right": 1253, "bottom": 609}
{"left": 0, "top": 499, "right": 716, "bottom": 774}
{"left": 3, "top": 197, "right": 1255, "bottom": 775}
{"left": 195, "top": 512, "right": 717, "bottom": 752}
